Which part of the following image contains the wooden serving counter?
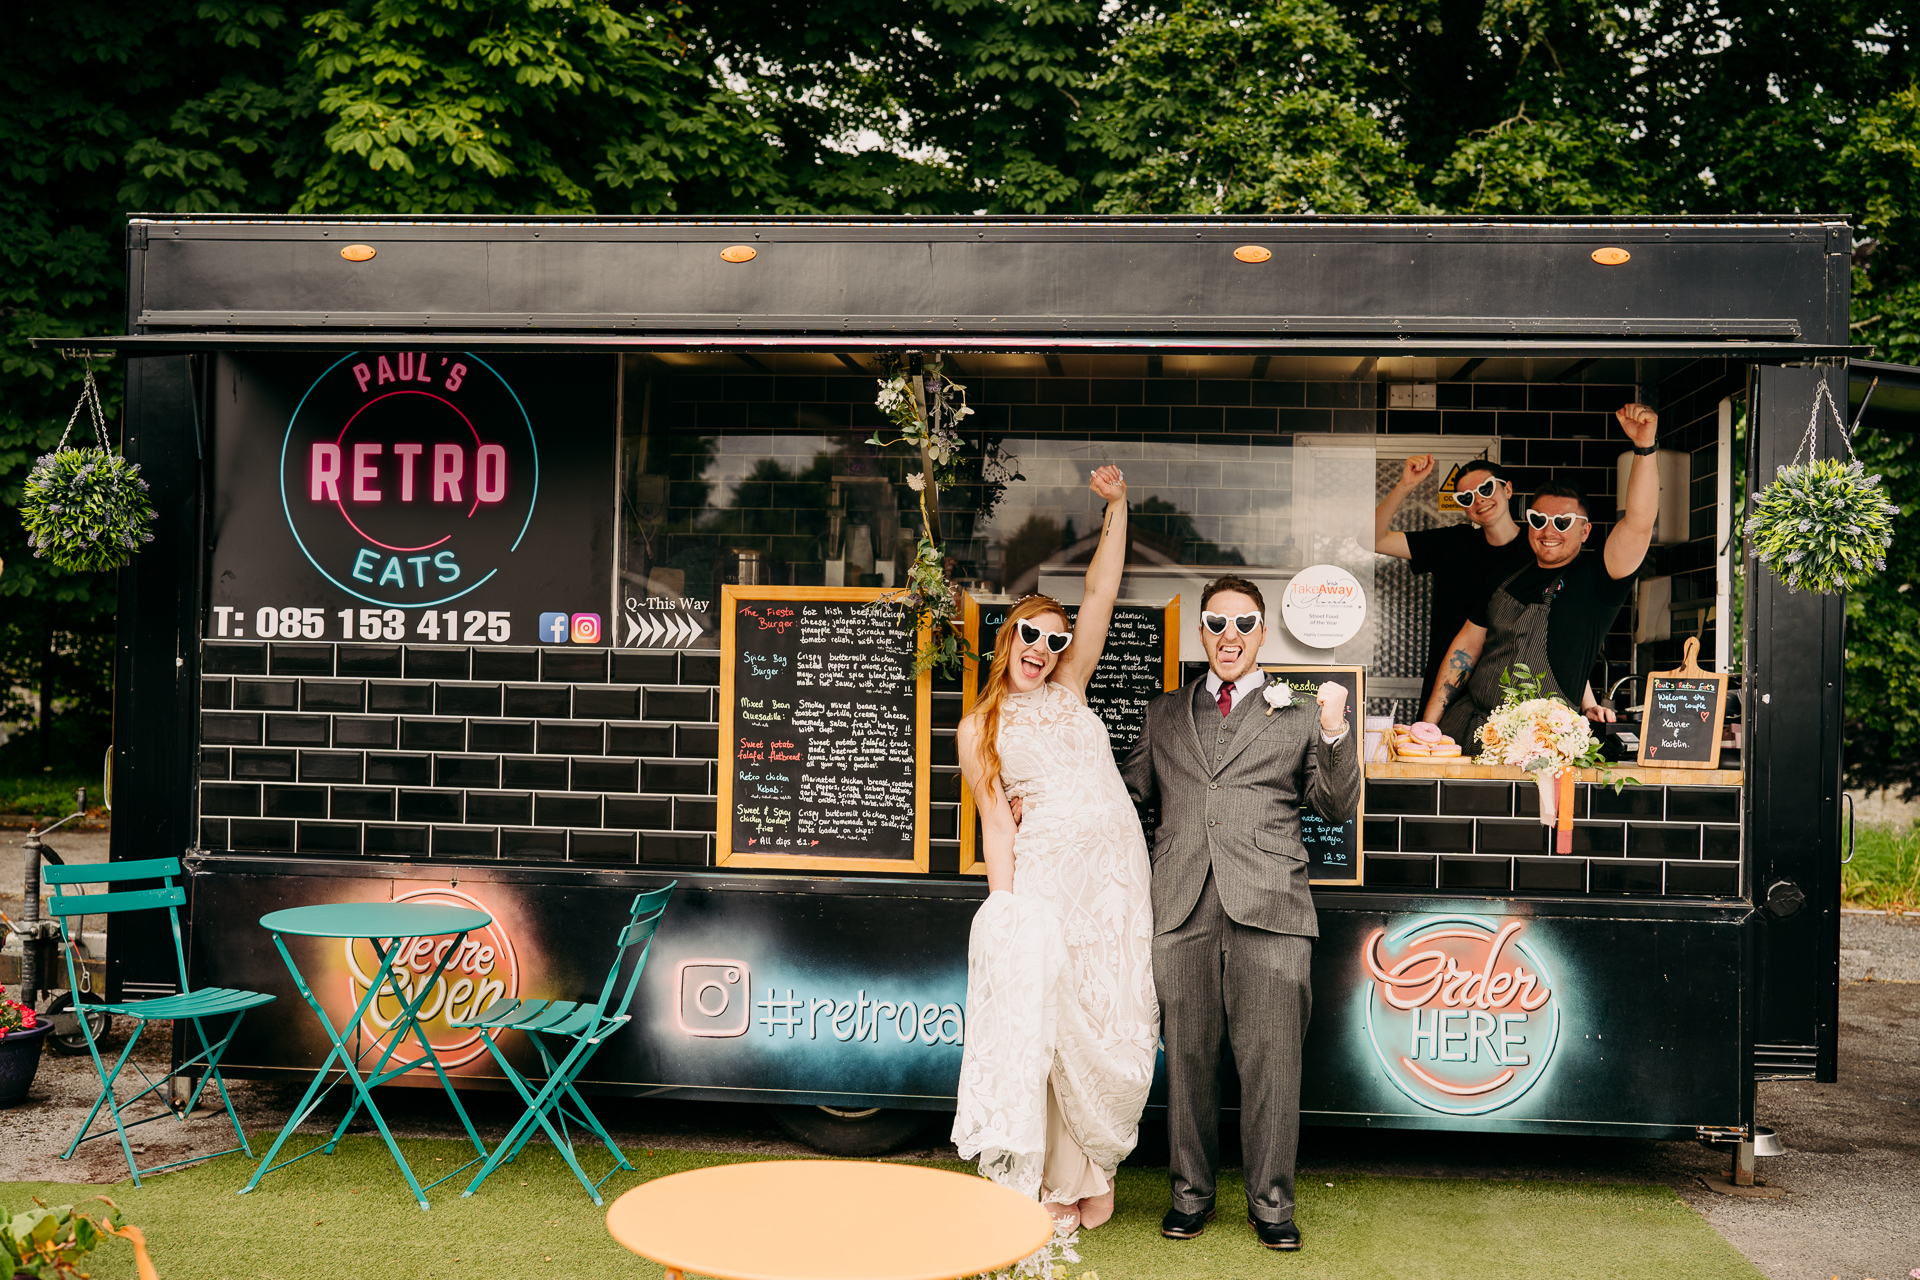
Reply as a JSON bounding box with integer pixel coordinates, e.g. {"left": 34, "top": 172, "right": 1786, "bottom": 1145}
{"left": 1366, "top": 760, "right": 1744, "bottom": 787}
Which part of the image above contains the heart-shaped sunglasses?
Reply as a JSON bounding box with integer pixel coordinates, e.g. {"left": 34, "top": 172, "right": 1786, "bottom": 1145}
{"left": 1525, "top": 510, "right": 1591, "bottom": 533}
{"left": 1015, "top": 619, "right": 1073, "bottom": 653}
{"left": 1201, "top": 610, "right": 1263, "bottom": 636}
{"left": 1448, "top": 476, "right": 1503, "bottom": 507}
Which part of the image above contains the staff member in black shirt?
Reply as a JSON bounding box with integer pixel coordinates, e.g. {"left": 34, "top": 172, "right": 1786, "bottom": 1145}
{"left": 1422, "top": 404, "right": 1660, "bottom": 740}
{"left": 1375, "top": 456, "right": 1532, "bottom": 709}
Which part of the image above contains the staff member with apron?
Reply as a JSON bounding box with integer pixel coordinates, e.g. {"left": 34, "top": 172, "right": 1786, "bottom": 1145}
{"left": 1374, "top": 455, "right": 1532, "bottom": 710}
{"left": 1422, "top": 404, "right": 1661, "bottom": 741}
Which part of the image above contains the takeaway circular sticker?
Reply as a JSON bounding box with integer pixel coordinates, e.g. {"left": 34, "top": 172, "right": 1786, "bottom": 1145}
{"left": 1361, "top": 916, "right": 1560, "bottom": 1116}
{"left": 1281, "top": 563, "right": 1366, "bottom": 648}
{"left": 280, "top": 351, "right": 538, "bottom": 607}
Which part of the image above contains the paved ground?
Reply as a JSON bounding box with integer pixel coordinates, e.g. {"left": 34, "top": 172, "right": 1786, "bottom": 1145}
{"left": 3, "top": 877, "right": 1914, "bottom": 1279}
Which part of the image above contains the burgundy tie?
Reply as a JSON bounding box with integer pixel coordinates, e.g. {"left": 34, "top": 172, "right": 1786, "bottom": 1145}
{"left": 1217, "top": 683, "right": 1233, "bottom": 717}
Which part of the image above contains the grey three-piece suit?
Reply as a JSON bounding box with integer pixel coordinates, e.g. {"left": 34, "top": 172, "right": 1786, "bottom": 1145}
{"left": 1120, "top": 676, "right": 1362, "bottom": 1225}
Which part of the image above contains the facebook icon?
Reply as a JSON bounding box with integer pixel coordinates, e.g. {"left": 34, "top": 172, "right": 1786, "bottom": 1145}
{"left": 539, "top": 612, "right": 570, "bottom": 644}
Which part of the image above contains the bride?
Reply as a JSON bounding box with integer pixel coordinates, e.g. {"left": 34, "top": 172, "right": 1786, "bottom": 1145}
{"left": 952, "top": 464, "right": 1159, "bottom": 1231}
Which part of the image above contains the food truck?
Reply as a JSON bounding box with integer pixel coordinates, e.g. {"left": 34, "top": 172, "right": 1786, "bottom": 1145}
{"left": 68, "top": 214, "right": 1872, "bottom": 1160}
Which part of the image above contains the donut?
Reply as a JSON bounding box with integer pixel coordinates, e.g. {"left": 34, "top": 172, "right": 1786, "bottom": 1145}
{"left": 1409, "top": 722, "right": 1444, "bottom": 744}
{"left": 1397, "top": 743, "right": 1433, "bottom": 757}
{"left": 1427, "top": 745, "right": 1463, "bottom": 757}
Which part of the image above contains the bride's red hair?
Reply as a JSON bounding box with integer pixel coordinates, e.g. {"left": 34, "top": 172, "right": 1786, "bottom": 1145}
{"left": 971, "top": 595, "right": 1072, "bottom": 789}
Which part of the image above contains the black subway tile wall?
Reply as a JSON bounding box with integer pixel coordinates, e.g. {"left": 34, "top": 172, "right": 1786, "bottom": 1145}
{"left": 201, "top": 631, "right": 1747, "bottom": 894}
{"left": 1358, "top": 773, "right": 1741, "bottom": 899}
{"left": 202, "top": 641, "right": 719, "bottom": 869}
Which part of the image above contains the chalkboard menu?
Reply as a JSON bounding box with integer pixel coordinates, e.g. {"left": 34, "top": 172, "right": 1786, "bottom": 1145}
{"left": 1261, "top": 665, "right": 1366, "bottom": 885}
{"left": 1638, "top": 640, "right": 1728, "bottom": 769}
{"left": 718, "top": 587, "right": 931, "bottom": 872}
{"left": 958, "top": 594, "right": 1181, "bottom": 874}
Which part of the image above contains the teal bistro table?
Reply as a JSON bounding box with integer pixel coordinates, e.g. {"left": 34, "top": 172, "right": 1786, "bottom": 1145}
{"left": 240, "top": 901, "right": 494, "bottom": 1209}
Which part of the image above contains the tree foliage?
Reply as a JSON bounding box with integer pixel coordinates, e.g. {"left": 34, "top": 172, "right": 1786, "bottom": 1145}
{"left": 1082, "top": 0, "right": 1426, "bottom": 214}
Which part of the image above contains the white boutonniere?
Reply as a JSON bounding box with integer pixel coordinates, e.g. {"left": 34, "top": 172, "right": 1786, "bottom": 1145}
{"left": 1262, "top": 682, "right": 1292, "bottom": 716}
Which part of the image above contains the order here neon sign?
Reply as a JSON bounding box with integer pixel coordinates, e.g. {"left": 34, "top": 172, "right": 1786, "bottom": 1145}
{"left": 1360, "top": 916, "right": 1562, "bottom": 1117}
{"left": 278, "top": 352, "right": 539, "bottom": 608}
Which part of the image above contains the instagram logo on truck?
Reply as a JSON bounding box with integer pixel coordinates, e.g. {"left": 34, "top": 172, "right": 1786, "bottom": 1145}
{"left": 676, "top": 959, "right": 751, "bottom": 1037}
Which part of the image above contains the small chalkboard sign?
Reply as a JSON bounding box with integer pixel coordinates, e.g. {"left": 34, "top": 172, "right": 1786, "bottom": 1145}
{"left": 958, "top": 594, "right": 1181, "bottom": 875}
{"left": 1260, "top": 665, "right": 1366, "bottom": 886}
{"left": 1637, "top": 636, "right": 1728, "bottom": 770}
{"left": 718, "top": 586, "right": 931, "bottom": 872}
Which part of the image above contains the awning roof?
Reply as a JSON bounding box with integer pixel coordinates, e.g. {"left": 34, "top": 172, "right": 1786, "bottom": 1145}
{"left": 31, "top": 334, "right": 1868, "bottom": 360}
{"left": 1852, "top": 359, "right": 1920, "bottom": 435}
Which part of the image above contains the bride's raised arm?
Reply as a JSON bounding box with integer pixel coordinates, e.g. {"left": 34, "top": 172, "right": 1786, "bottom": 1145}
{"left": 1054, "top": 465, "right": 1127, "bottom": 698}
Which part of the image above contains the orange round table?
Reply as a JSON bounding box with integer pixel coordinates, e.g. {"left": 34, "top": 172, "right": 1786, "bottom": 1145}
{"left": 605, "top": 1161, "right": 1054, "bottom": 1280}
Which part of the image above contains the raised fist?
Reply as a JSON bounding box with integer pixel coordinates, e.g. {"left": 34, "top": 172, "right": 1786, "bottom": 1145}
{"left": 1615, "top": 404, "right": 1658, "bottom": 450}
{"left": 1315, "top": 681, "right": 1348, "bottom": 733}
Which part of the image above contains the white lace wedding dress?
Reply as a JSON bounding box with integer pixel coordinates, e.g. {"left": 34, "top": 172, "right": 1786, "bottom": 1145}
{"left": 952, "top": 680, "right": 1159, "bottom": 1205}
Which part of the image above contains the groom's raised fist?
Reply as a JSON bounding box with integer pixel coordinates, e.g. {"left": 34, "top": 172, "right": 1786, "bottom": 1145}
{"left": 1315, "top": 681, "right": 1348, "bottom": 734}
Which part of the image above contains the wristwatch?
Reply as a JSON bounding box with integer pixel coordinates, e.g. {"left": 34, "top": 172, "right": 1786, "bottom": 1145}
{"left": 1631, "top": 442, "right": 1658, "bottom": 456}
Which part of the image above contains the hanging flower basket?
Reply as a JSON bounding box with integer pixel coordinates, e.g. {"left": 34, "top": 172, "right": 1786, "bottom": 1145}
{"left": 1744, "top": 381, "right": 1898, "bottom": 595}
{"left": 20, "top": 366, "right": 157, "bottom": 573}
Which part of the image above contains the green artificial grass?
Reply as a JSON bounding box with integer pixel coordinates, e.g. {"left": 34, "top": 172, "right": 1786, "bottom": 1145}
{"left": 0, "top": 1139, "right": 1762, "bottom": 1280}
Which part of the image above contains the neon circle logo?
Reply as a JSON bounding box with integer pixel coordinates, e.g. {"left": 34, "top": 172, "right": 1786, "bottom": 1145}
{"left": 280, "top": 351, "right": 538, "bottom": 607}
{"left": 343, "top": 887, "right": 521, "bottom": 1071}
{"left": 1362, "top": 916, "right": 1560, "bottom": 1116}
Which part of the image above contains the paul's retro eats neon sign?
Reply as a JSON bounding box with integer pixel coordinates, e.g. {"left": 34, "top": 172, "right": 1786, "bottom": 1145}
{"left": 1361, "top": 917, "right": 1560, "bottom": 1116}
{"left": 279, "top": 352, "right": 539, "bottom": 607}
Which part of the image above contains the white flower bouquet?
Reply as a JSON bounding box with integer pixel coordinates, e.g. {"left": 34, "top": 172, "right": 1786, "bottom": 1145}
{"left": 1475, "top": 666, "right": 1628, "bottom": 844}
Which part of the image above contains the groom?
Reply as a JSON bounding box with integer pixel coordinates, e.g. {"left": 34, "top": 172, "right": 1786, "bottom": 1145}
{"left": 1121, "top": 575, "right": 1360, "bottom": 1251}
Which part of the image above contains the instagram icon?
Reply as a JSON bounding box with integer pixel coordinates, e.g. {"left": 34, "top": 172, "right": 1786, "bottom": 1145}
{"left": 569, "top": 613, "right": 602, "bottom": 644}
{"left": 675, "top": 959, "right": 751, "bottom": 1037}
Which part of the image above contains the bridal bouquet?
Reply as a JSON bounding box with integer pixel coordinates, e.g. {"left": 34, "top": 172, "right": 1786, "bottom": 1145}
{"left": 1475, "top": 665, "right": 1629, "bottom": 845}
{"left": 1474, "top": 666, "right": 1607, "bottom": 776}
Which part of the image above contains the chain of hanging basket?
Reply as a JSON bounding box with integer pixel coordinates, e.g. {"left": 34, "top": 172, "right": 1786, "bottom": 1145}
{"left": 1743, "top": 380, "right": 1898, "bottom": 595}
{"left": 20, "top": 362, "right": 158, "bottom": 573}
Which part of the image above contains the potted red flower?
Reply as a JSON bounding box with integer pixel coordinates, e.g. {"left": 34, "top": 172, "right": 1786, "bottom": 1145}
{"left": 0, "top": 985, "right": 51, "bottom": 1107}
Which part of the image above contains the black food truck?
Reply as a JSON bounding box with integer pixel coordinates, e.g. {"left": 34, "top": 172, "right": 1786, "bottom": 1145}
{"left": 57, "top": 214, "right": 1888, "bottom": 1166}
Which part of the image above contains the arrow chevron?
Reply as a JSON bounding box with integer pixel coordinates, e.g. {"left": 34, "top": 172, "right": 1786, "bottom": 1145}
{"left": 620, "top": 610, "right": 713, "bottom": 649}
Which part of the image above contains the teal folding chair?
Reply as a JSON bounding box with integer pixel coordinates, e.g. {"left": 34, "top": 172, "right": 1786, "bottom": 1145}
{"left": 45, "top": 857, "right": 275, "bottom": 1184}
{"left": 455, "top": 882, "right": 675, "bottom": 1204}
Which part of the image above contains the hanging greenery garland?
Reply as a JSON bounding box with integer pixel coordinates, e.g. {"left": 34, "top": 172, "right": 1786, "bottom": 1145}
{"left": 863, "top": 352, "right": 1020, "bottom": 675}
{"left": 1744, "top": 381, "right": 1898, "bottom": 595}
{"left": 20, "top": 365, "right": 157, "bottom": 573}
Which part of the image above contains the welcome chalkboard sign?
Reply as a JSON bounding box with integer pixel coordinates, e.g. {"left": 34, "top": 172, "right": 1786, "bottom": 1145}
{"left": 1637, "top": 637, "right": 1728, "bottom": 770}
{"left": 958, "top": 594, "right": 1181, "bottom": 875}
{"left": 718, "top": 587, "right": 931, "bottom": 872}
{"left": 1260, "top": 664, "right": 1366, "bottom": 886}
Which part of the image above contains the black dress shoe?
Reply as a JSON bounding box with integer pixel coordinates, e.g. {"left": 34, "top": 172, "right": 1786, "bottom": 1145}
{"left": 1250, "top": 1217, "right": 1302, "bottom": 1250}
{"left": 1160, "top": 1205, "right": 1216, "bottom": 1238}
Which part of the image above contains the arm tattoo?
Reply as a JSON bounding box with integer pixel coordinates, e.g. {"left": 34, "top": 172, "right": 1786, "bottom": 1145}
{"left": 1103, "top": 506, "right": 1114, "bottom": 536}
{"left": 1435, "top": 647, "right": 1474, "bottom": 708}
